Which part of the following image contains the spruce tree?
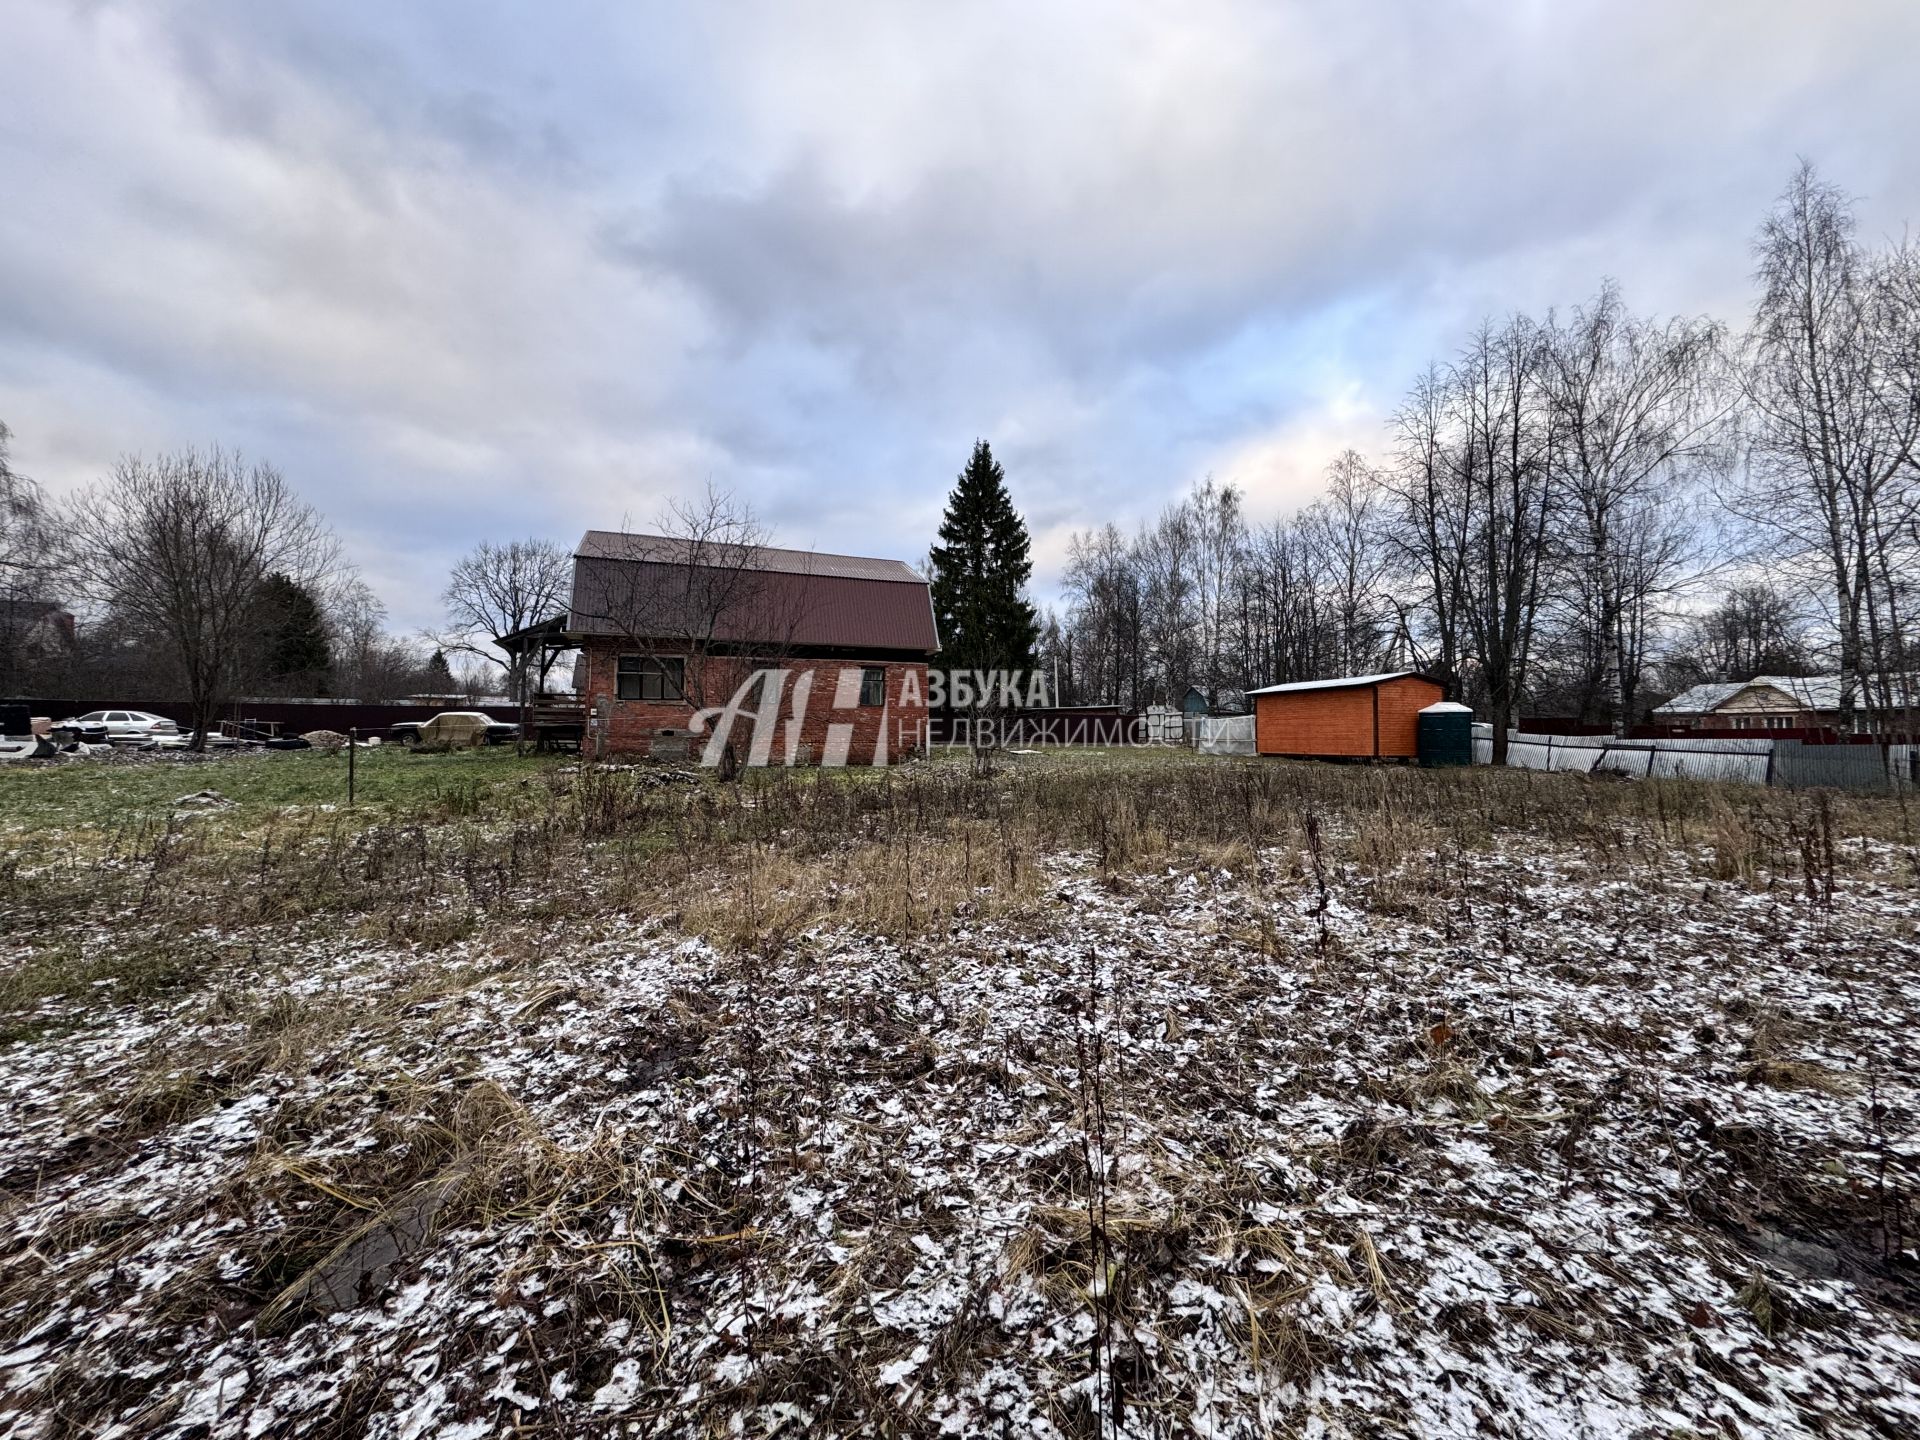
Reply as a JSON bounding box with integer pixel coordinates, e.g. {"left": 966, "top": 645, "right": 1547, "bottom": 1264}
{"left": 253, "top": 572, "right": 332, "bottom": 690}
{"left": 424, "top": 649, "right": 455, "bottom": 692}
{"left": 927, "top": 440, "right": 1039, "bottom": 685}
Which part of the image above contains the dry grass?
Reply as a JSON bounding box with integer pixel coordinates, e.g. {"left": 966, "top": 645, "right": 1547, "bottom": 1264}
{"left": 3, "top": 749, "right": 1917, "bottom": 1436}
{"left": 6, "top": 750, "right": 1912, "bottom": 995}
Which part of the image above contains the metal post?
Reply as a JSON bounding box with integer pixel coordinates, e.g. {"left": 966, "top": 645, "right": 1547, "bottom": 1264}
{"left": 348, "top": 727, "right": 357, "bottom": 807}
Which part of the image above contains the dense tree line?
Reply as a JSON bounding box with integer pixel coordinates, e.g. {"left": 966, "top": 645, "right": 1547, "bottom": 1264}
{"left": 1043, "top": 164, "right": 1920, "bottom": 745}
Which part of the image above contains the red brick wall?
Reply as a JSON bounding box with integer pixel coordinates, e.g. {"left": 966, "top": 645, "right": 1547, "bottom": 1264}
{"left": 1254, "top": 677, "right": 1443, "bottom": 758}
{"left": 579, "top": 644, "right": 928, "bottom": 764}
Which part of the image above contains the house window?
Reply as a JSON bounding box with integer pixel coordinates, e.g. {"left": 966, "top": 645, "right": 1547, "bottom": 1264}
{"left": 859, "top": 666, "right": 887, "bottom": 707}
{"left": 616, "top": 655, "right": 685, "bottom": 702}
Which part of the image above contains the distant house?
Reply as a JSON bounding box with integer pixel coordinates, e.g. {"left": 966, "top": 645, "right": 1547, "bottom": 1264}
{"left": 1, "top": 598, "right": 75, "bottom": 650}
{"left": 507, "top": 530, "right": 938, "bottom": 763}
{"left": 0, "top": 598, "right": 76, "bottom": 689}
{"left": 1652, "top": 675, "right": 1876, "bottom": 732}
{"left": 1179, "top": 685, "right": 1210, "bottom": 717}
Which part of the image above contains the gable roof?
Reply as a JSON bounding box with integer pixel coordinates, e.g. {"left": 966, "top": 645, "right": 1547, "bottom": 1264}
{"left": 576, "top": 530, "right": 923, "bottom": 584}
{"left": 1757, "top": 674, "right": 1845, "bottom": 711}
{"left": 1652, "top": 681, "right": 1752, "bottom": 715}
{"left": 567, "top": 530, "right": 939, "bottom": 655}
{"left": 1247, "top": 671, "right": 1439, "bottom": 697}
{"left": 1654, "top": 675, "right": 1849, "bottom": 716}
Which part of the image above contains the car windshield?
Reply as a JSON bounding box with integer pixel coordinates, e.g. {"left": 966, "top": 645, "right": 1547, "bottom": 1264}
{"left": 75, "top": 712, "right": 104, "bottom": 722}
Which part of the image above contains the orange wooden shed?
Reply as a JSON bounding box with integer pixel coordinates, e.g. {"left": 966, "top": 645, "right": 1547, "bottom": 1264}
{"left": 1249, "top": 671, "right": 1446, "bottom": 760}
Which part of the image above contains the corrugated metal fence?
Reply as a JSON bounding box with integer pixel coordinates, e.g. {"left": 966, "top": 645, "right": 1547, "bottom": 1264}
{"left": 1471, "top": 726, "right": 1917, "bottom": 792}
{"left": 1195, "top": 715, "right": 1256, "bottom": 756}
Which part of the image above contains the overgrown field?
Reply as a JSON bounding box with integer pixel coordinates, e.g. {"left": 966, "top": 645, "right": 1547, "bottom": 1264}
{"left": 1, "top": 748, "right": 1917, "bottom": 1437}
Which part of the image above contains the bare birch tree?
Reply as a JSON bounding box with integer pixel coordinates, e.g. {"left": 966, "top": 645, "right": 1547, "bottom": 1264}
{"left": 1303, "top": 451, "right": 1392, "bottom": 675}
{"left": 1454, "top": 318, "right": 1558, "bottom": 763}
{"left": 1543, "top": 283, "right": 1727, "bottom": 732}
{"left": 1062, "top": 523, "right": 1143, "bottom": 707}
{"left": 1738, "top": 162, "right": 1920, "bottom": 732}
{"left": 1380, "top": 366, "right": 1473, "bottom": 693}
{"left": 1187, "top": 478, "right": 1246, "bottom": 709}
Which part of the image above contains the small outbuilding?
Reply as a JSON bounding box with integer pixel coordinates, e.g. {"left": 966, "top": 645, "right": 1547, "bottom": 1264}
{"left": 1248, "top": 671, "right": 1446, "bottom": 760}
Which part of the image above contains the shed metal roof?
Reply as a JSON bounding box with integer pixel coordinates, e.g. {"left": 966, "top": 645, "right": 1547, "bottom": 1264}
{"left": 1247, "top": 671, "right": 1439, "bottom": 696}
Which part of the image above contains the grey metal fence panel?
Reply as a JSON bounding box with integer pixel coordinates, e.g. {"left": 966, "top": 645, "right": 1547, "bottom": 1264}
{"left": 1593, "top": 745, "right": 1653, "bottom": 778}
{"left": 1196, "top": 715, "right": 1256, "bottom": 756}
{"left": 1892, "top": 745, "right": 1918, "bottom": 790}
{"left": 1652, "top": 747, "right": 1771, "bottom": 784}
{"left": 1771, "top": 741, "right": 1892, "bottom": 792}
{"left": 1473, "top": 728, "right": 1784, "bottom": 787}
{"left": 1549, "top": 740, "right": 1603, "bottom": 773}
{"left": 1505, "top": 739, "right": 1552, "bottom": 771}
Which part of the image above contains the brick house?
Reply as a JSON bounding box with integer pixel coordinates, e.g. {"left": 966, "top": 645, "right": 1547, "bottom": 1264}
{"left": 556, "top": 530, "right": 938, "bottom": 764}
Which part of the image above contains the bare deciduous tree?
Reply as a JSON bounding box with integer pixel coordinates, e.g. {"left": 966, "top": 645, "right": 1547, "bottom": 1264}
{"left": 1381, "top": 365, "right": 1474, "bottom": 694}
{"left": 1454, "top": 317, "right": 1558, "bottom": 762}
{"left": 1543, "top": 283, "right": 1728, "bottom": 733}
{"left": 1302, "top": 451, "right": 1392, "bottom": 676}
{"left": 1187, "top": 477, "right": 1246, "bottom": 709}
{"left": 0, "top": 423, "right": 63, "bottom": 696}
{"left": 438, "top": 538, "right": 571, "bottom": 703}
{"left": 327, "top": 578, "right": 431, "bottom": 702}
{"left": 65, "top": 448, "right": 339, "bottom": 747}
{"left": 1737, "top": 162, "right": 1920, "bottom": 731}
{"left": 1062, "top": 523, "right": 1143, "bottom": 707}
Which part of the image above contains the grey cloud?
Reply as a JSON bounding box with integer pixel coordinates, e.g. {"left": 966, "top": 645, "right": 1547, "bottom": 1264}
{"left": 4, "top": 1, "right": 1920, "bottom": 632}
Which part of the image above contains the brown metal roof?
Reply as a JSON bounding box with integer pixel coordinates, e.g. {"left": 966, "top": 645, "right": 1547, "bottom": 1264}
{"left": 576, "top": 530, "right": 925, "bottom": 584}
{"left": 567, "top": 530, "right": 938, "bottom": 654}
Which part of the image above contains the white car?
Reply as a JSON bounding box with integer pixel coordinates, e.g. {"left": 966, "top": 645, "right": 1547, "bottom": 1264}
{"left": 57, "top": 709, "right": 183, "bottom": 742}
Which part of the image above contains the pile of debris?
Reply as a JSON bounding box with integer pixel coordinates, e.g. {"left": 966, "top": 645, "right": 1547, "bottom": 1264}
{"left": 0, "top": 706, "right": 57, "bottom": 762}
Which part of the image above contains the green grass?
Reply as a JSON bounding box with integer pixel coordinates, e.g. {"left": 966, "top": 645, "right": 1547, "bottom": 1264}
{"left": 0, "top": 742, "right": 1220, "bottom": 847}
{"left": 0, "top": 745, "right": 573, "bottom": 842}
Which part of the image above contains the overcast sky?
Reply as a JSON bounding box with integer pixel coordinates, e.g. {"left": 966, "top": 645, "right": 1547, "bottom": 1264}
{"left": 3, "top": 2, "right": 1918, "bottom": 633}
